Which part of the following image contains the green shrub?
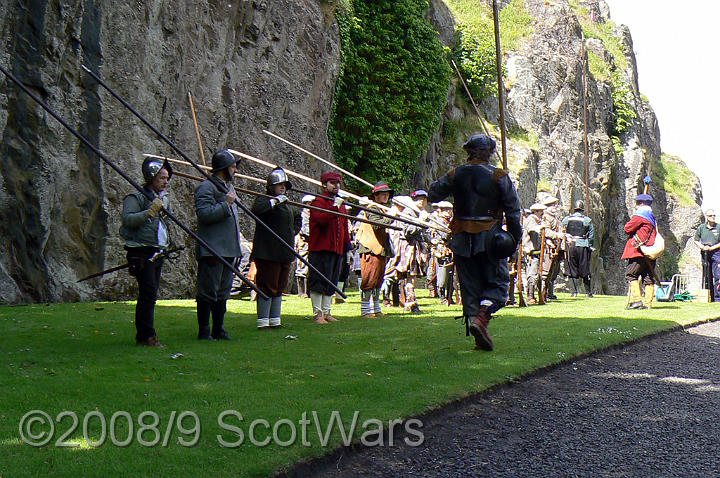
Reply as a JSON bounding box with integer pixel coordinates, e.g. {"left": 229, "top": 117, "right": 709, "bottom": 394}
{"left": 446, "top": 0, "right": 534, "bottom": 100}
{"left": 610, "top": 71, "right": 637, "bottom": 137}
{"left": 655, "top": 154, "right": 697, "bottom": 207}
{"left": 329, "top": 0, "right": 451, "bottom": 189}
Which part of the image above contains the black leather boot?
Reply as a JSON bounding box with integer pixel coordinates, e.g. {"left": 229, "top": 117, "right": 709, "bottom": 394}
{"left": 211, "top": 300, "right": 231, "bottom": 340}
{"left": 197, "top": 300, "right": 214, "bottom": 340}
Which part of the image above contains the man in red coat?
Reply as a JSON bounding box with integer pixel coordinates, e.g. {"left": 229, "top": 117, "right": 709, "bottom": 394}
{"left": 622, "top": 193, "right": 658, "bottom": 309}
{"left": 308, "top": 171, "right": 351, "bottom": 323}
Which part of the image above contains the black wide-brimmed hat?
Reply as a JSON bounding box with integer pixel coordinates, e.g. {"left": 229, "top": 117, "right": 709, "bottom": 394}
{"left": 369, "top": 181, "right": 394, "bottom": 200}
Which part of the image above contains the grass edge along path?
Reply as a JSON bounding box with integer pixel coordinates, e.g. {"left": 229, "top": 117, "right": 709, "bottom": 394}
{"left": 1, "top": 292, "right": 718, "bottom": 477}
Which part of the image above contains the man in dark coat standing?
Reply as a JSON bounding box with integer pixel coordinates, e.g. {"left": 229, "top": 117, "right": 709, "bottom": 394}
{"left": 428, "top": 134, "right": 522, "bottom": 351}
{"left": 250, "top": 168, "right": 301, "bottom": 329}
{"left": 694, "top": 209, "right": 720, "bottom": 301}
{"left": 562, "top": 200, "right": 595, "bottom": 297}
{"left": 308, "top": 171, "right": 351, "bottom": 324}
{"left": 194, "top": 149, "right": 243, "bottom": 340}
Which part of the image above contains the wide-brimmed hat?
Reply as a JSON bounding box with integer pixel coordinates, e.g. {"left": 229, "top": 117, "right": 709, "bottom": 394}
{"left": 530, "top": 203, "right": 547, "bottom": 211}
{"left": 541, "top": 195, "right": 559, "bottom": 206}
{"left": 369, "top": 181, "right": 394, "bottom": 200}
{"left": 411, "top": 189, "right": 428, "bottom": 199}
{"left": 393, "top": 195, "right": 420, "bottom": 213}
{"left": 435, "top": 201, "right": 453, "bottom": 209}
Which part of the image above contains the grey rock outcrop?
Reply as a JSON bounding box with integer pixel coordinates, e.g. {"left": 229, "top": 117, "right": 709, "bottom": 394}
{"left": 0, "top": 0, "right": 340, "bottom": 303}
{"left": 420, "top": 0, "right": 703, "bottom": 294}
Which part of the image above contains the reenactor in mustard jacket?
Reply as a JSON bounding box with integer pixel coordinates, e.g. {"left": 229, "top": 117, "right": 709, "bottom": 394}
{"left": 356, "top": 181, "right": 396, "bottom": 317}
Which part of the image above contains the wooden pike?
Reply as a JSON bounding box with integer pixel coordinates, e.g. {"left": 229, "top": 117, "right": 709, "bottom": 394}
{"left": 169, "top": 169, "right": 403, "bottom": 231}
{"left": 538, "top": 227, "right": 547, "bottom": 305}
{"left": 188, "top": 92, "right": 207, "bottom": 166}
{"left": 156, "top": 153, "right": 444, "bottom": 232}
{"left": 253, "top": 138, "right": 450, "bottom": 231}
{"left": 263, "top": 129, "right": 374, "bottom": 189}
{"left": 450, "top": 59, "right": 504, "bottom": 166}
{"left": 492, "top": 0, "right": 509, "bottom": 171}
{"left": 227, "top": 150, "right": 451, "bottom": 233}
{"left": 516, "top": 245, "right": 527, "bottom": 307}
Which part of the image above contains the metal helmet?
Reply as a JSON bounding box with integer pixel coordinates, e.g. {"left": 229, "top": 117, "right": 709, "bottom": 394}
{"left": 266, "top": 167, "right": 292, "bottom": 192}
{"left": 210, "top": 149, "right": 238, "bottom": 173}
{"left": 574, "top": 199, "right": 585, "bottom": 212}
{"left": 463, "top": 134, "right": 496, "bottom": 152}
{"left": 142, "top": 157, "right": 172, "bottom": 183}
{"left": 488, "top": 228, "right": 517, "bottom": 260}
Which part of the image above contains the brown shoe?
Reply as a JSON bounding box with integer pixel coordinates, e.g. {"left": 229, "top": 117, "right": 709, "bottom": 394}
{"left": 313, "top": 312, "right": 328, "bottom": 324}
{"left": 362, "top": 313, "right": 377, "bottom": 318}
{"left": 324, "top": 314, "right": 339, "bottom": 322}
{"left": 139, "top": 336, "right": 166, "bottom": 348}
{"left": 374, "top": 311, "right": 384, "bottom": 317}
{"left": 469, "top": 308, "right": 494, "bottom": 351}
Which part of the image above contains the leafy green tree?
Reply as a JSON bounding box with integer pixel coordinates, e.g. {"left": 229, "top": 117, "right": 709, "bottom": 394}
{"left": 330, "top": 0, "right": 450, "bottom": 189}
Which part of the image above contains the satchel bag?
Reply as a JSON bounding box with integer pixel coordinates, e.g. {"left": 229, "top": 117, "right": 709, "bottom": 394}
{"left": 636, "top": 229, "right": 665, "bottom": 260}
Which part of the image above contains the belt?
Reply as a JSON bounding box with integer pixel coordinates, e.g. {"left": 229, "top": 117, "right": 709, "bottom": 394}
{"left": 456, "top": 216, "right": 496, "bottom": 221}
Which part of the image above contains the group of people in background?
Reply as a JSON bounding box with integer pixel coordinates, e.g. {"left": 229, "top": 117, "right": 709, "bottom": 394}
{"left": 118, "top": 133, "right": 677, "bottom": 352}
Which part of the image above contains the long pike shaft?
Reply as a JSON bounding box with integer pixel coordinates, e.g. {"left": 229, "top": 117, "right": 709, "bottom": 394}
{"left": 82, "top": 65, "right": 346, "bottom": 299}
{"left": 262, "top": 129, "right": 374, "bottom": 188}
{"left": 171, "top": 169, "right": 403, "bottom": 231}
{"left": 0, "top": 63, "right": 267, "bottom": 299}
{"left": 154, "top": 154, "right": 447, "bottom": 233}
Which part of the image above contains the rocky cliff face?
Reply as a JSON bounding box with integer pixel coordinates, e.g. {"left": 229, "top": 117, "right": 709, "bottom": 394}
{"left": 0, "top": 0, "right": 340, "bottom": 303}
{"left": 418, "top": 0, "right": 703, "bottom": 295}
{"left": 0, "top": 0, "right": 704, "bottom": 303}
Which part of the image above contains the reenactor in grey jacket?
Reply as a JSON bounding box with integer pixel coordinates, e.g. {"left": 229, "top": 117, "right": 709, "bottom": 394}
{"left": 562, "top": 200, "right": 595, "bottom": 297}
{"left": 194, "top": 150, "right": 243, "bottom": 341}
{"left": 120, "top": 157, "right": 173, "bottom": 347}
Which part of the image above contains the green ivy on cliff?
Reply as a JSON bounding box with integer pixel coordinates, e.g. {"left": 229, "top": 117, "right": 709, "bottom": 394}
{"left": 329, "top": 0, "right": 450, "bottom": 188}
{"left": 610, "top": 71, "right": 637, "bottom": 137}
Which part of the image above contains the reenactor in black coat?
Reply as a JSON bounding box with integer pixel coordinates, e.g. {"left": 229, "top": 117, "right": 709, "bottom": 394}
{"left": 250, "top": 168, "right": 301, "bottom": 329}
{"left": 428, "top": 134, "right": 522, "bottom": 351}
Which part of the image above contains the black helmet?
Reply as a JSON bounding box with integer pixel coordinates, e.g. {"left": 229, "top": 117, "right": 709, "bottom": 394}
{"left": 211, "top": 149, "right": 238, "bottom": 173}
{"left": 266, "top": 168, "right": 292, "bottom": 192}
{"left": 463, "top": 134, "right": 496, "bottom": 152}
{"left": 142, "top": 157, "right": 172, "bottom": 183}
{"left": 487, "top": 228, "right": 517, "bottom": 259}
{"left": 574, "top": 200, "right": 585, "bottom": 212}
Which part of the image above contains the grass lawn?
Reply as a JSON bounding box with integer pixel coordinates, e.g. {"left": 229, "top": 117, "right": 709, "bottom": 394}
{"left": 1, "top": 291, "right": 718, "bottom": 477}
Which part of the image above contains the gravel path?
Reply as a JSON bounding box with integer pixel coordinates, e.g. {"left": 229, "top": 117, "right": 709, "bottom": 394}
{"left": 288, "top": 321, "right": 720, "bottom": 477}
